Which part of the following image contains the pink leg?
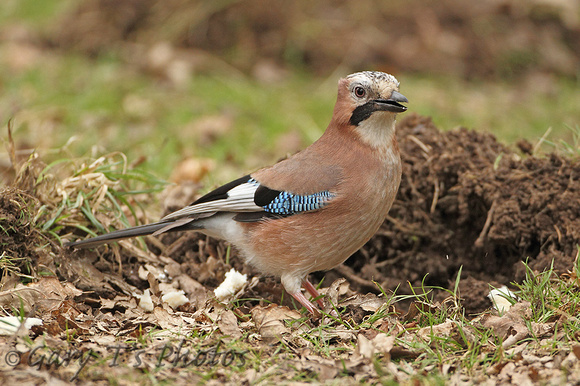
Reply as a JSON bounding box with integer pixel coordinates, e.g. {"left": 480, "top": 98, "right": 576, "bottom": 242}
{"left": 290, "top": 291, "right": 319, "bottom": 316}
{"left": 302, "top": 279, "right": 325, "bottom": 309}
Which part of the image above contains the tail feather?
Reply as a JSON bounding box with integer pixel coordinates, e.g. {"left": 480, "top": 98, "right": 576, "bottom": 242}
{"left": 65, "top": 221, "right": 173, "bottom": 249}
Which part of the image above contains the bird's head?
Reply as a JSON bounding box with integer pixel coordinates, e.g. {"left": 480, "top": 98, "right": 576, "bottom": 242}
{"left": 344, "top": 71, "right": 408, "bottom": 125}
{"left": 330, "top": 71, "right": 408, "bottom": 149}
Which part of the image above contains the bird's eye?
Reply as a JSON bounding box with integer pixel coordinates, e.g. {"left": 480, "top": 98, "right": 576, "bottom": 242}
{"left": 354, "top": 86, "right": 366, "bottom": 98}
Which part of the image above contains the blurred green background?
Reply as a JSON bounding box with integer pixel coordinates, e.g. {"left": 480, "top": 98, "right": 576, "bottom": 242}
{"left": 1, "top": 0, "right": 579, "bottom": 181}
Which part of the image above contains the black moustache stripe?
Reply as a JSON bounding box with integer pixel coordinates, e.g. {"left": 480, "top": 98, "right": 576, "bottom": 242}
{"left": 349, "top": 102, "right": 376, "bottom": 126}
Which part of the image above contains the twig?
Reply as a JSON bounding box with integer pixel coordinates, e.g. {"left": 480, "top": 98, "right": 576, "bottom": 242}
{"left": 408, "top": 135, "right": 431, "bottom": 156}
{"left": 334, "top": 265, "right": 378, "bottom": 292}
{"left": 430, "top": 178, "right": 440, "bottom": 214}
{"left": 533, "top": 126, "right": 552, "bottom": 155}
{"left": 474, "top": 200, "right": 497, "bottom": 248}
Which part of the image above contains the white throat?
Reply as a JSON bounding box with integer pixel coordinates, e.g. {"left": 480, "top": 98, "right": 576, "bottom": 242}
{"left": 354, "top": 112, "right": 397, "bottom": 151}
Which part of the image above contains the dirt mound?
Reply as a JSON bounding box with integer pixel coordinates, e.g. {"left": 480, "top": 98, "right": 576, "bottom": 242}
{"left": 336, "top": 114, "right": 580, "bottom": 313}
{"left": 49, "top": 0, "right": 580, "bottom": 79}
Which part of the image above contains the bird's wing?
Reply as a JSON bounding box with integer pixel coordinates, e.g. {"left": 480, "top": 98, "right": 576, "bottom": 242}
{"left": 161, "top": 174, "right": 335, "bottom": 222}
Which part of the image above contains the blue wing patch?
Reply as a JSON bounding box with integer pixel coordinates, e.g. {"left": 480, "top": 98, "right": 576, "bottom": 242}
{"left": 248, "top": 178, "right": 334, "bottom": 215}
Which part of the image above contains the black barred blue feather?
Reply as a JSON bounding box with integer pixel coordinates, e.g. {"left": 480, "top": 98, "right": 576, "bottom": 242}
{"left": 248, "top": 178, "right": 334, "bottom": 215}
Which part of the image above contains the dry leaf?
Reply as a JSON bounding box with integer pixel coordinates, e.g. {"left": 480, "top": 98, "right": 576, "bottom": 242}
{"left": 404, "top": 300, "right": 441, "bottom": 322}
{"left": 0, "top": 277, "right": 82, "bottom": 313}
{"left": 189, "top": 115, "right": 234, "bottom": 146}
{"left": 417, "top": 320, "right": 455, "bottom": 342}
{"left": 480, "top": 301, "right": 554, "bottom": 348}
{"left": 356, "top": 333, "right": 374, "bottom": 359}
{"left": 297, "top": 355, "right": 339, "bottom": 380}
{"left": 153, "top": 307, "right": 191, "bottom": 331}
{"left": 147, "top": 272, "right": 161, "bottom": 297}
{"left": 573, "top": 344, "right": 580, "bottom": 360}
{"left": 218, "top": 310, "right": 242, "bottom": 339}
{"left": 372, "top": 333, "right": 396, "bottom": 356}
{"left": 311, "top": 325, "right": 356, "bottom": 342}
{"left": 176, "top": 274, "right": 208, "bottom": 309}
{"left": 340, "top": 293, "right": 387, "bottom": 312}
{"left": 324, "top": 278, "right": 350, "bottom": 306}
{"left": 251, "top": 305, "right": 301, "bottom": 339}
{"left": 356, "top": 332, "right": 395, "bottom": 360}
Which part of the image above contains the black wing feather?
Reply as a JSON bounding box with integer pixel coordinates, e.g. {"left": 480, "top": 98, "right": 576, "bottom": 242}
{"left": 190, "top": 174, "right": 251, "bottom": 205}
{"left": 254, "top": 184, "right": 282, "bottom": 206}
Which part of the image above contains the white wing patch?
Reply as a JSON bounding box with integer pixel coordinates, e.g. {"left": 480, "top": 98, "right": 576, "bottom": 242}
{"left": 161, "top": 182, "right": 262, "bottom": 221}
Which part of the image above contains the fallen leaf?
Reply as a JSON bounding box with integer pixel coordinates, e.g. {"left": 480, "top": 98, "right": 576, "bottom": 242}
{"left": 153, "top": 307, "right": 192, "bottom": 331}
{"left": 189, "top": 115, "right": 234, "bottom": 146}
{"left": 176, "top": 274, "right": 208, "bottom": 309}
{"left": 417, "top": 320, "right": 456, "bottom": 342}
{"left": 324, "top": 278, "right": 350, "bottom": 306}
{"left": 372, "top": 333, "right": 396, "bottom": 356}
{"left": 404, "top": 300, "right": 441, "bottom": 322}
{"left": 296, "top": 355, "right": 339, "bottom": 380}
{"left": 479, "top": 301, "right": 554, "bottom": 348}
{"left": 311, "top": 325, "right": 356, "bottom": 342}
{"left": 355, "top": 332, "right": 395, "bottom": 360}
{"left": 573, "top": 344, "right": 580, "bottom": 360}
{"left": 147, "top": 272, "right": 161, "bottom": 297}
{"left": 340, "top": 292, "right": 387, "bottom": 312}
{"left": 498, "top": 362, "right": 516, "bottom": 381}
{"left": 218, "top": 310, "right": 242, "bottom": 339}
{"left": 0, "top": 277, "right": 82, "bottom": 313}
{"left": 356, "top": 333, "right": 374, "bottom": 359}
{"left": 251, "top": 305, "right": 301, "bottom": 339}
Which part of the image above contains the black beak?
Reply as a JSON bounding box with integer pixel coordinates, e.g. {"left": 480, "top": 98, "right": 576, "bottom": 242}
{"left": 374, "top": 90, "right": 408, "bottom": 113}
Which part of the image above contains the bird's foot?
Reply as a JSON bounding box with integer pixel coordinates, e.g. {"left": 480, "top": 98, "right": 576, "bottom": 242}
{"left": 288, "top": 279, "right": 325, "bottom": 315}
{"left": 290, "top": 291, "right": 320, "bottom": 316}
{"left": 302, "top": 279, "right": 325, "bottom": 309}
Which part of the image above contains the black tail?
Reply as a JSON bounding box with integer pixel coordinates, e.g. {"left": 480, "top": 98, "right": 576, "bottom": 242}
{"left": 65, "top": 221, "right": 173, "bottom": 249}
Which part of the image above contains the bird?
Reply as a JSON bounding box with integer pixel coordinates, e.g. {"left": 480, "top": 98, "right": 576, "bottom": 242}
{"left": 65, "top": 71, "right": 408, "bottom": 314}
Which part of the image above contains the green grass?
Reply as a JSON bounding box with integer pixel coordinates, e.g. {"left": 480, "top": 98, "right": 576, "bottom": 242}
{"left": 0, "top": 0, "right": 75, "bottom": 26}
{"left": 1, "top": 52, "right": 334, "bottom": 180}
{"left": 2, "top": 50, "right": 579, "bottom": 185}
{"left": 515, "top": 255, "right": 580, "bottom": 340}
{"left": 400, "top": 74, "right": 580, "bottom": 145}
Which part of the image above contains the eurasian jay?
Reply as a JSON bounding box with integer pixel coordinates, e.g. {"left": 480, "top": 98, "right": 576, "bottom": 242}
{"left": 66, "top": 71, "right": 408, "bottom": 314}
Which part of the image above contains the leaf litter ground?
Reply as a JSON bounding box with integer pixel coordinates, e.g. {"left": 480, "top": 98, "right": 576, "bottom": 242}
{"left": 1, "top": 115, "right": 579, "bottom": 384}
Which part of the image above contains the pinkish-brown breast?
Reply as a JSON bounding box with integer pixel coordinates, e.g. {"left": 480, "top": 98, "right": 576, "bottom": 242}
{"left": 238, "top": 128, "right": 402, "bottom": 280}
